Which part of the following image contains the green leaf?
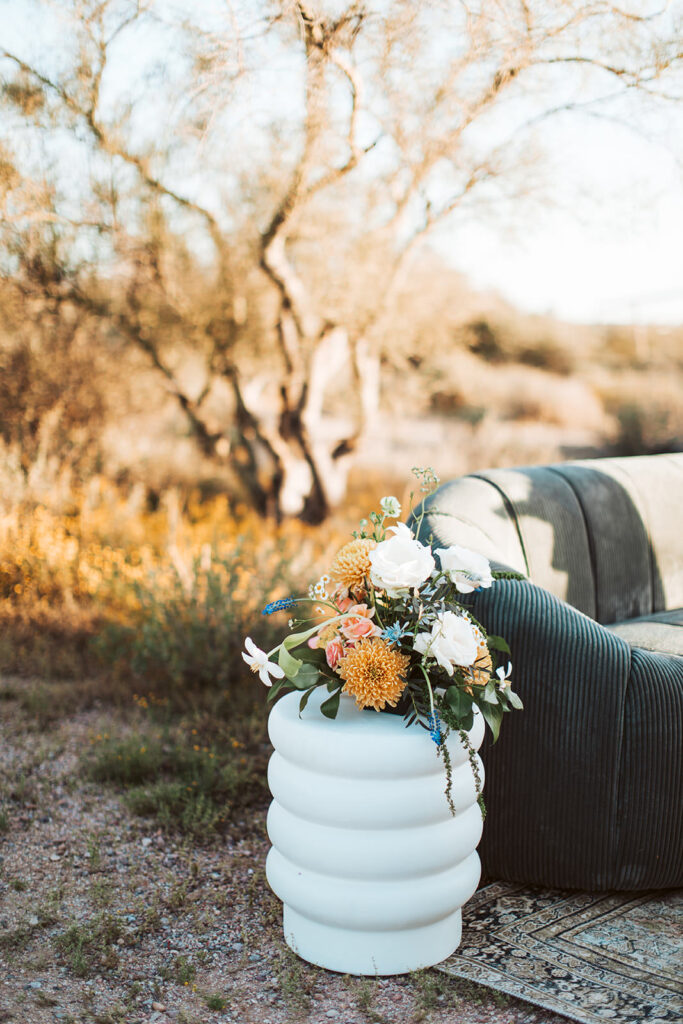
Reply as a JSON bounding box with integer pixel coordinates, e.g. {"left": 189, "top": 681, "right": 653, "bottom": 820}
{"left": 298, "top": 684, "right": 320, "bottom": 716}
{"left": 320, "top": 690, "right": 341, "bottom": 719}
{"left": 477, "top": 701, "right": 504, "bottom": 742}
{"left": 289, "top": 663, "right": 320, "bottom": 691}
{"left": 487, "top": 635, "right": 511, "bottom": 654}
{"left": 277, "top": 644, "right": 303, "bottom": 680}
{"left": 266, "top": 677, "right": 289, "bottom": 703}
{"left": 445, "top": 684, "right": 473, "bottom": 719}
{"left": 459, "top": 709, "right": 474, "bottom": 733}
{"left": 507, "top": 689, "right": 524, "bottom": 710}
{"left": 482, "top": 681, "right": 499, "bottom": 704}
{"left": 295, "top": 646, "right": 326, "bottom": 666}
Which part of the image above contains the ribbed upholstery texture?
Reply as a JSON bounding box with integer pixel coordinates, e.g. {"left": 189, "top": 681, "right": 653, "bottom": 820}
{"left": 413, "top": 453, "right": 683, "bottom": 891}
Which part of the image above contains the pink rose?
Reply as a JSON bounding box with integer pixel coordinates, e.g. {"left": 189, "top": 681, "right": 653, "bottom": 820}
{"left": 325, "top": 638, "right": 344, "bottom": 669}
{"left": 336, "top": 596, "right": 354, "bottom": 613}
{"left": 307, "top": 635, "right": 320, "bottom": 649}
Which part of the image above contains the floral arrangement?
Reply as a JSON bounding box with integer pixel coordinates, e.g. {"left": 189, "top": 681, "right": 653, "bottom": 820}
{"left": 242, "top": 469, "right": 523, "bottom": 813}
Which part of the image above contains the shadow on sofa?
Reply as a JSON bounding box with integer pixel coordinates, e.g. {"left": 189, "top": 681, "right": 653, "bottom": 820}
{"left": 412, "top": 454, "right": 683, "bottom": 891}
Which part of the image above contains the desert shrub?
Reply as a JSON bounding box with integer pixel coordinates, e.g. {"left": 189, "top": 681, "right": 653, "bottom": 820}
{"left": 516, "top": 340, "right": 574, "bottom": 375}
{"left": 94, "top": 542, "right": 294, "bottom": 701}
{"left": 610, "top": 401, "right": 682, "bottom": 456}
{"left": 461, "top": 318, "right": 576, "bottom": 375}
{"left": 0, "top": 483, "right": 333, "bottom": 691}
{"left": 598, "top": 374, "right": 683, "bottom": 456}
{"left": 463, "top": 319, "right": 507, "bottom": 362}
{"left": 429, "top": 390, "right": 486, "bottom": 424}
{"left": 0, "top": 602, "right": 103, "bottom": 681}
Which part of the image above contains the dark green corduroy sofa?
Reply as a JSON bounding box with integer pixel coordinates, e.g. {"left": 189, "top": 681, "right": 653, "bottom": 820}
{"left": 413, "top": 453, "right": 683, "bottom": 891}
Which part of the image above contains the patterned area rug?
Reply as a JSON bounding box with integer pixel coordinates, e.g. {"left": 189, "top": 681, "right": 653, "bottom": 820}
{"left": 438, "top": 882, "right": 682, "bottom": 1024}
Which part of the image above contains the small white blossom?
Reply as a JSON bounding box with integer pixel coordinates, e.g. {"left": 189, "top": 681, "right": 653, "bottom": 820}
{"left": 496, "top": 661, "right": 513, "bottom": 686}
{"left": 369, "top": 523, "right": 435, "bottom": 598}
{"left": 242, "top": 637, "right": 285, "bottom": 687}
{"left": 308, "top": 575, "right": 329, "bottom": 600}
{"left": 380, "top": 496, "right": 402, "bottom": 518}
{"left": 414, "top": 611, "right": 479, "bottom": 675}
{"left": 437, "top": 544, "right": 494, "bottom": 594}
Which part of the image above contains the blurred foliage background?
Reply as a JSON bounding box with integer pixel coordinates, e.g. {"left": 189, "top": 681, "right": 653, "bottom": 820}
{"left": 0, "top": 0, "right": 681, "bottom": 713}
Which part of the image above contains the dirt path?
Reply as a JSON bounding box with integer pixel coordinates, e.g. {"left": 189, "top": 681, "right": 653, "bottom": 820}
{"left": 0, "top": 683, "right": 569, "bottom": 1024}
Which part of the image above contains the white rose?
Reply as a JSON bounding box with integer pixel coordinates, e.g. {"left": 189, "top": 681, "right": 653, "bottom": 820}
{"left": 379, "top": 495, "right": 401, "bottom": 518}
{"left": 414, "top": 611, "right": 479, "bottom": 675}
{"left": 436, "top": 544, "right": 494, "bottom": 594}
{"left": 369, "top": 523, "right": 435, "bottom": 598}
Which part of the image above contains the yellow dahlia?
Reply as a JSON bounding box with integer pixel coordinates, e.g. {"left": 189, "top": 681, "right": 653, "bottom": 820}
{"left": 338, "top": 637, "right": 410, "bottom": 711}
{"left": 468, "top": 642, "right": 493, "bottom": 687}
{"left": 329, "top": 538, "right": 376, "bottom": 594}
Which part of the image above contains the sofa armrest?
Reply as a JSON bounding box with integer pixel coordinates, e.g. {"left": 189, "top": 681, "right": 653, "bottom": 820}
{"left": 468, "top": 578, "right": 632, "bottom": 888}
{"left": 467, "top": 578, "right": 683, "bottom": 889}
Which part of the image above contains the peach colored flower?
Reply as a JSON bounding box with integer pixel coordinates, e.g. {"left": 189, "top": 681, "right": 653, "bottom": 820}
{"left": 308, "top": 622, "right": 341, "bottom": 649}
{"left": 340, "top": 604, "right": 381, "bottom": 643}
{"left": 325, "top": 638, "right": 344, "bottom": 669}
{"left": 336, "top": 596, "right": 354, "bottom": 613}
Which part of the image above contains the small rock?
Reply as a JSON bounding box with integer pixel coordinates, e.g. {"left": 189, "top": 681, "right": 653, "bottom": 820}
{"left": 49, "top": 854, "right": 60, "bottom": 862}
{"left": 152, "top": 1003, "right": 166, "bottom": 1012}
{"left": 29, "top": 981, "right": 43, "bottom": 989}
{"left": 29, "top": 915, "right": 39, "bottom": 926}
{"left": 248, "top": 953, "right": 261, "bottom": 962}
{"left": 325, "top": 1012, "right": 339, "bottom": 1019}
{"left": 231, "top": 942, "right": 243, "bottom": 951}
{"left": 141, "top": 838, "right": 152, "bottom": 848}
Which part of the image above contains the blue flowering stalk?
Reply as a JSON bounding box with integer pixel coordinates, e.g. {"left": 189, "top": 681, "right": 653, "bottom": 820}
{"left": 427, "top": 710, "right": 442, "bottom": 746}
{"left": 262, "top": 597, "right": 296, "bottom": 616}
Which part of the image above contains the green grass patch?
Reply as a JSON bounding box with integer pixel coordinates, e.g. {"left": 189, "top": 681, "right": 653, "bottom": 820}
{"left": 205, "top": 994, "right": 227, "bottom": 1011}
{"left": 83, "top": 733, "right": 267, "bottom": 839}
{"left": 172, "top": 954, "right": 196, "bottom": 985}
{"left": 409, "top": 969, "right": 513, "bottom": 1015}
{"left": 55, "top": 912, "right": 123, "bottom": 977}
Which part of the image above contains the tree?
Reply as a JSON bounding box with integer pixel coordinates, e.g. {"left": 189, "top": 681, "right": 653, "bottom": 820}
{"left": 1, "top": 0, "right": 681, "bottom": 520}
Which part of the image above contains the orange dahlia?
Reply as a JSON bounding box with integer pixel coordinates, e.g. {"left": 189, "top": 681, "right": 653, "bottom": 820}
{"left": 338, "top": 637, "right": 410, "bottom": 711}
{"left": 329, "top": 538, "right": 376, "bottom": 594}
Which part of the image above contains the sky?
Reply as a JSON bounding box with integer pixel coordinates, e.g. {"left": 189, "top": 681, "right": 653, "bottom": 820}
{"left": 435, "top": 109, "right": 683, "bottom": 326}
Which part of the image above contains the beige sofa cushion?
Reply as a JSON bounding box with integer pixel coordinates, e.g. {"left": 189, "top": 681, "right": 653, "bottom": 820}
{"left": 606, "top": 608, "right": 683, "bottom": 658}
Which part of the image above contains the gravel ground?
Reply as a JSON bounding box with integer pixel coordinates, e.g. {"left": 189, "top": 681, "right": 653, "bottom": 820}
{"left": 0, "top": 681, "right": 571, "bottom": 1024}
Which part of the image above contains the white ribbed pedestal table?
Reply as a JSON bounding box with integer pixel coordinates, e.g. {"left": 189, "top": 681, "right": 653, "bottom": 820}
{"left": 266, "top": 689, "right": 485, "bottom": 975}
